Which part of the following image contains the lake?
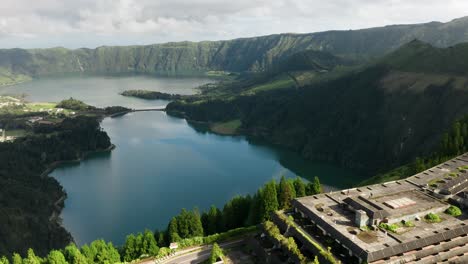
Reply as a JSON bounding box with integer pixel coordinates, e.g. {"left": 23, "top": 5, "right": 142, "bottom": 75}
{"left": 0, "top": 74, "right": 208, "bottom": 108}
{"left": 1, "top": 75, "right": 366, "bottom": 246}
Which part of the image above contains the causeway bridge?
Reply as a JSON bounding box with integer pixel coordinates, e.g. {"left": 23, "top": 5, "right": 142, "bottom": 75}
{"left": 109, "top": 106, "right": 166, "bottom": 117}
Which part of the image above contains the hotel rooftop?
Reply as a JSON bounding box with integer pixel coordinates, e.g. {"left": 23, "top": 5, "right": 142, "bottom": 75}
{"left": 292, "top": 153, "right": 468, "bottom": 263}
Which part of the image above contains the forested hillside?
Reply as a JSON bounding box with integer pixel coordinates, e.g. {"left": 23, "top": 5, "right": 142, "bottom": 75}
{"left": 1, "top": 17, "right": 468, "bottom": 81}
{"left": 0, "top": 116, "right": 111, "bottom": 256}
{"left": 167, "top": 41, "right": 468, "bottom": 175}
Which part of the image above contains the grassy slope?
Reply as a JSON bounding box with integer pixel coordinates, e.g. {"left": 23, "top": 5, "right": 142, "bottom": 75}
{"left": 241, "top": 74, "right": 296, "bottom": 95}
{"left": 0, "top": 68, "right": 32, "bottom": 86}
{"left": 210, "top": 119, "right": 242, "bottom": 135}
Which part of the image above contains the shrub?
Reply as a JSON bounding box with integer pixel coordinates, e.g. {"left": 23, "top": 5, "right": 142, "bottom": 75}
{"left": 203, "top": 226, "right": 257, "bottom": 244}
{"left": 402, "top": 220, "right": 415, "bottom": 227}
{"left": 156, "top": 247, "right": 171, "bottom": 258}
{"left": 56, "top": 98, "right": 91, "bottom": 111}
{"left": 178, "top": 236, "right": 204, "bottom": 248}
{"left": 425, "top": 213, "right": 441, "bottom": 223}
{"left": 379, "top": 223, "right": 399, "bottom": 233}
{"left": 209, "top": 243, "right": 224, "bottom": 263}
{"left": 445, "top": 205, "right": 462, "bottom": 217}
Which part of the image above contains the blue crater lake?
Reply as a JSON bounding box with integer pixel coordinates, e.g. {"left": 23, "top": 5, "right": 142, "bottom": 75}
{"left": 1, "top": 75, "right": 366, "bottom": 245}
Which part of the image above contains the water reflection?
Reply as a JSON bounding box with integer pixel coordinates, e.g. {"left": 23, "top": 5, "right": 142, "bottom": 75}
{"left": 186, "top": 117, "right": 366, "bottom": 188}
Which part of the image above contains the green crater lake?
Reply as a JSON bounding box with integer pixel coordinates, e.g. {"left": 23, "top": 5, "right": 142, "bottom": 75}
{"left": 1, "top": 75, "right": 366, "bottom": 245}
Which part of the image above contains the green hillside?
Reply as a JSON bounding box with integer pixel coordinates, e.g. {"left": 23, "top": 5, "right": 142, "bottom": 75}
{"left": 1, "top": 16, "right": 468, "bottom": 85}
{"left": 167, "top": 41, "right": 468, "bottom": 175}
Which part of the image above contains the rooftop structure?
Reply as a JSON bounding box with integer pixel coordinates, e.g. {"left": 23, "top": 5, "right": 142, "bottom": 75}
{"left": 292, "top": 153, "right": 468, "bottom": 263}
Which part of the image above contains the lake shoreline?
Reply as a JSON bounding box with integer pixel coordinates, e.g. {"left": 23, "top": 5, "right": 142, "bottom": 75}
{"left": 7, "top": 76, "right": 362, "bottom": 247}
{"left": 43, "top": 143, "right": 116, "bottom": 244}
{"left": 41, "top": 143, "right": 116, "bottom": 178}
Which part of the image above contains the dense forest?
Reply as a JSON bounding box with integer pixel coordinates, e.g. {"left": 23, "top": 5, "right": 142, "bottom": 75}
{"left": 167, "top": 41, "right": 468, "bottom": 175}
{"left": 362, "top": 115, "right": 468, "bottom": 184}
{"left": 0, "top": 116, "right": 111, "bottom": 256}
{"left": 0, "top": 176, "right": 322, "bottom": 263}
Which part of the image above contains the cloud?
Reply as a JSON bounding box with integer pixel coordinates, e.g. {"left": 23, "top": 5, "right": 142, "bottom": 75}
{"left": 0, "top": 0, "right": 467, "bottom": 48}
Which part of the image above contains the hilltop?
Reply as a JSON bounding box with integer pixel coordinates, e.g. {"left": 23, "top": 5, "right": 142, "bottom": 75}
{"left": 1, "top": 17, "right": 468, "bottom": 85}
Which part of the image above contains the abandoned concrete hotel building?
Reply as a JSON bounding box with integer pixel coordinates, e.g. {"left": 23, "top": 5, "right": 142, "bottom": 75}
{"left": 292, "top": 153, "right": 468, "bottom": 263}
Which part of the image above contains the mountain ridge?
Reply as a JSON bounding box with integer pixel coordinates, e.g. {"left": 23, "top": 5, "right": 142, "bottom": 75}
{"left": 1, "top": 16, "right": 468, "bottom": 83}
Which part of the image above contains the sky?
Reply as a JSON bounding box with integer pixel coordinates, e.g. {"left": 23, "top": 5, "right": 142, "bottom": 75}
{"left": 1, "top": 0, "right": 468, "bottom": 49}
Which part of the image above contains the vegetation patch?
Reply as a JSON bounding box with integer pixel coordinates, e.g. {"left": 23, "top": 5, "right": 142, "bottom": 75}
{"left": 274, "top": 211, "right": 338, "bottom": 264}
{"left": 210, "top": 119, "right": 241, "bottom": 135}
{"left": 263, "top": 221, "right": 307, "bottom": 263}
{"left": 445, "top": 205, "right": 462, "bottom": 217}
{"left": 447, "top": 172, "right": 459, "bottom": 178}
{"left": 208, "top": 243, "right": 224, "bottom": 263}
{"left": 378, "top": 223, "right": 399, "bottom": 233}
{"left": 425, "top": 213, "right": 442, "bottom": 223}
{"left": 428, "top": 178, "right": 445, "bottom": 188}
{"left": 120, "top": 90, "right": 184, "bottom": 100}
{"left": 205, "top": 71, "right": 231, "bottom": 77}
{"left": 56, "top": 98, "right": 92, "bottom": 111}
{"left": 0, "top": 67, "right": 32, "bottom": 86}
{"left": 457, "top": 165, "right": 468, "bottom": 173}
{"left": 241, "top": 75, "right": 295, "bottom": 95}
{"left": 402, "top": 220, "right": 415, "bottom": 227}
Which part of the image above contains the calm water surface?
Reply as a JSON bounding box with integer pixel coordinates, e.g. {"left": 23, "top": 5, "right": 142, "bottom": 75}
{"left": 0, "top": 74, "right": 208, "bottom": 108}
{"left": 2, "top": 75, "right": 366, "bottom": 245}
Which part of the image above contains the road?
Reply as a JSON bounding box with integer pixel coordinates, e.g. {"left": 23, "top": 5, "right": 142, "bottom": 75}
{"left": 146, "top": 239, "right": 245, "bottom": 264}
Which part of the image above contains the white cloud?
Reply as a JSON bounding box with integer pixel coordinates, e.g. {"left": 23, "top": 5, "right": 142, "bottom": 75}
{"left": 0, "top": 0, "right": 467, "bottom": 48}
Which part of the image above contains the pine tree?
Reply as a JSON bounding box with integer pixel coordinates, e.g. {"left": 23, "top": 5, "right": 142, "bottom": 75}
{"left": 47, "top": 250, "right": 67, "bottom": 264}
{"left": 143, "top": 230, "right": 159, "bottom": 256}
{"left": 83, "top": 240, "right": 120, "bottom": 264}
{"left": 167, "top": 217, "right": 180, "bottom": 242}
{"left": 0, "top": 256, "right": 9, "bottom": 264}
{"left": 203, "top": 205, "right": 221, "bottom": 235}
{"left": 177, "top": 209, "right": 191, "bottom": 238}
{"left": 247, "top": 190, "right": 263, "bottom": 226}
{"left": 64, "top": 244, "right": 88, "bottom": 264}
{"left": 190, "top": 208, "right": 204, "bottom": 237}
{"left": 80, "top": 244, "right": 96, "bottom": 264}
{"left": 293, "top": 177, "right": 306, "bottom": 197}
{"left": 154, "top": 230, "right": 166, "bottom": 247}
{"left": 261, "top": 180, "right": 279, "bottom": 220}
{"left": 135, "top": 233, "right": 144, "bottom": 257}
{"left": 222, "top": 196, "right": 252, "bottom": 230}
{"left": 123, "top": 234, "right": 136, "bottom": 261}
{"left": 12, "top": 253, "right": 22, "bottom": 264}
{"left": 279, "top": 176, "right": 294, "bottom": 209}
{"left": 176, "top": 208, "right": 204, "bottom": 238}
{"left": 313, "top": 176, "right": 322, "bottom": 194}
{"left": 24, "top": 249, "right": 41, "bottom": 264}
{"left": 307, "top": 176, "right": 322, "bottom": 195}
{"left": 103, "top": 242, "right": 121, "bottom": 264}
